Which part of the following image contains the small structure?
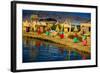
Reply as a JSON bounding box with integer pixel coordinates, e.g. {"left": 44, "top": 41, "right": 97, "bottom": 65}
{"left": 80, "top": 22, "right": 91, "bottom": 36}
{"left": 35, "top": 21, "right": 47, "bottom": 33}
{"left": 63, "top": 23, "right": 71, "bottom": 33}
{"left": 55, "top": 24, "right": 60, "bottom": 32}
{"left": 31, "top": 21, "right": 37, "bottom": 32}
{"left": 23, "top": 20, "right": 30, "bottom": 32}
{"left": 73, "top": 25, "right": 78, "bottom": 32}
{"left": 80, "top": 22, "right": 91, "bottom": 32}
{"left": 30, "top": 15, "right": 39, "bottom": 32}
{"left": 39, "top": 18, "right": 57, "bottom": 32}
{"left": 61, "top": 19, "right": 72, "bottom": 33}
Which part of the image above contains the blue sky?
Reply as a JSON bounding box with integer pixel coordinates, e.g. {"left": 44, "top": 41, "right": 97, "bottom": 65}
{"left": 23, "top": 10, "right": 91, "bottom": 25}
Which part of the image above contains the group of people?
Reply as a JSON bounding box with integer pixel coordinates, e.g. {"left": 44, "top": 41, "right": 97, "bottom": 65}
{"left": 73, "top": 33, "right": 87, "bottom": 46}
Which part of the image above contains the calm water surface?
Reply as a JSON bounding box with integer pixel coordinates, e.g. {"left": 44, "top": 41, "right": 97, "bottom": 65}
{"left": 23, "top": 37, "right": 90, "bottom": 63}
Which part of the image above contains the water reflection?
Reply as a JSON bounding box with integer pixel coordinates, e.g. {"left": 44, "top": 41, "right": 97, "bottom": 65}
{"left": 23, "top": 37, "right": 90, "bottom": 63}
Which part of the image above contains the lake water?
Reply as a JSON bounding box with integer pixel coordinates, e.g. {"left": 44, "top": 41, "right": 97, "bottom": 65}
{"left": 23, "top": 37, "right": 90, "bottom": 63}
